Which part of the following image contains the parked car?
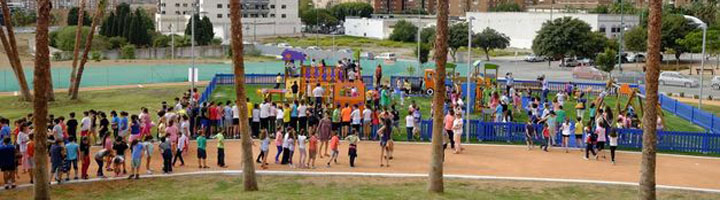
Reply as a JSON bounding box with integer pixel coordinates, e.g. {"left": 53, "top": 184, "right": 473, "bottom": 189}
{"left": 572, "top": 66, "right": 608, "bottom": 80}
{"left": 558, "top": 58, "right": 579, "bottom": 67}
{"left": 306, "top": 46, "right": 321, "bottom": 50}
{"left": 626, "top": 53, "right": 646, "bottom": 63}
{"left": 659, "top": 71, "right": 699, "bottom": 88}
{"left": 712, "top": 76, "right": 720, "bottom": 90}
{"left": 360, "top": 52, "right": 375, "bottom": 60}
{"left": 376, "top": 52, "right": 397, "bottom": 61}
{"left": 339, "top": 48, "right": 352, "bottom": 53}
{"left": 577, "top": 58, "right": 594, "bottom": 66}
{"left": 524, "top": 54, "right": 545, "bottom": 62}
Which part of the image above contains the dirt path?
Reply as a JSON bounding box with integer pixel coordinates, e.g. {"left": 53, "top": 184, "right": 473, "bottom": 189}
{"left": 672, "top": 96, "right": 720, "bottom": 106}
{"left": 13, "top": 140, "right": 720, "bottom": 190}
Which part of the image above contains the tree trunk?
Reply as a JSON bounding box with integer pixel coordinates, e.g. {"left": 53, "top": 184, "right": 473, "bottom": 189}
{"left": 639, "top": 0, "right": 661, "bottom": 199}
{"left": 230, "top": 0, "right": 259, "bottom": 191}
{"left": 70, "top": 0, "right": 106, "bottom": 100}
{"left": 0, "top": 0, "right": 32, "bottom": 101}
{"left": 428, "top": 0, "right": 449, "bottom": 193}
{"left": 484, "top": 48, "right": 490, "bottom": 61}
{"left": 33, "top": 0, "right": 52, "bottom": 198}
{"left": 68, "top": 0, "right": 86, "bottom": 96}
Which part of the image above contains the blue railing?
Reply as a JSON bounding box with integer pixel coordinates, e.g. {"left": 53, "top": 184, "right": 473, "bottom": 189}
{"left": 659, "top": 94, "right": 720, "bottom": 134}
{"left": 419, "top": 120, "right": 720, "bottom": 154}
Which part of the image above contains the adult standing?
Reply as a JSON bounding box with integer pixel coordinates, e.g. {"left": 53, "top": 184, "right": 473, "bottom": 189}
{"left": 443, "top": 110, "right": 456, "bottom": 149}
{"left": 259, "top": 99, "right": 270, "bottom": 132}
{"left": 312, "top": 84, "right": 325, "bottom": 107}
{"left": 316, "top": 114, "right": 332, "bottom": 158}
{"left": 505, "top": 72, "right": 514, "bottom": 97}
{"left": 452, "top": 112, "right": 464, "bottom": 154}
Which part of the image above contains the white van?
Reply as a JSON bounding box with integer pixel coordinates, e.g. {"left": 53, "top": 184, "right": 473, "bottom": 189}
{"left": 376, "top": 52, "right": 397, "bottom": 61}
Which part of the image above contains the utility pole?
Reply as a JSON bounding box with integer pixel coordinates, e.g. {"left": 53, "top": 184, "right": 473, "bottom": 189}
{"left": 466, "top": 16, "right": 474, "bottom": 143}
{"left": 190, "top": 0, "right": 196, "bottom": 91}
{"left": 617, "top": 0, "right": 625, "bottom": 72}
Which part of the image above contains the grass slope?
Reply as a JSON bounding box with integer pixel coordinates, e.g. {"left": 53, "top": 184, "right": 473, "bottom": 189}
{"left": 3, "top": 175, "right": 718, "bottom": 200}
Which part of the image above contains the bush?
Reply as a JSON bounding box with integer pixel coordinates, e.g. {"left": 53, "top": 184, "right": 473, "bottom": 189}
{"left": 91, "top": 51, "right": 103, "bottom": 62}
{"left": 708, "top": 96, "right": 713, "bottom": 100}
{"left": 211, "top": 38, "right": 222, "bottom": 45}
{"left": 51, "top": 26, "right": 109, "bottom": 51}
{"left": 52, "top": 52, "right": 64, "bottom": 61}
{"left": 152, "top": 35, "right": 170, "bottom": 48}
{"left": 121, "top": 45, "right": 136, "bottom": 59}
{"left": 693, "top": 95, "right": 699, "bottom": 99}
{"left": 245, "top": 46, "right": 262, "bottom": 57}
{"left": 680, "top": 92, "right": 685, "bottom": 97}
{"left": 108, "top": 37, "right": 128, "bottom": 49}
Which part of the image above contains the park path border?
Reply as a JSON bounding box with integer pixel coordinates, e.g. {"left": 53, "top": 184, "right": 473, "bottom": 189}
{"left": 9, "top": 170, "right": 720, "bottom": 194}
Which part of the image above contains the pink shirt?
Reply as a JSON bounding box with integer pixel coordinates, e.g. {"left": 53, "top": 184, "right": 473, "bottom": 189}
{"left": 444, "top": 115, "right": 455, "bottom": 130}
{"left": 275, "top": 132, "right": 283, "bottom": 146}
{"left": 166, "top": 126, "right": 178, "bottom": 142}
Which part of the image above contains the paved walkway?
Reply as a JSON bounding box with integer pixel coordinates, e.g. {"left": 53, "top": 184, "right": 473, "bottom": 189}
{"left": 14, "top": 140, "right": 720, "bottom": 190}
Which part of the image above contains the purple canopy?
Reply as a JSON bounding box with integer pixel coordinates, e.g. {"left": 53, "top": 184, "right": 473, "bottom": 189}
{"left": 281, "top": 49, "right": 306, "bottom": 62}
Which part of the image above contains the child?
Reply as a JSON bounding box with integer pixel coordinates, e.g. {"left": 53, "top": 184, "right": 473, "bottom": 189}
{"left": 286, "top": 129, "right": 296, "bottom": 168}
{"left": 525, "top": 121, "right": 536, "bottom": 150}
{"left": 274, "top": 127, "right": 284, "bottom": 164}
{"left": 345, "top": 130, "right": 360, "bottom": 167}
{"left": 159, "top": 137, "right": 173, "bottom": 173}
{"left": 595, "top": 125, "right": 607, "bottom": 160}
{"left": 405, "top": 111, "right": 414, "bottom": 141}
{"left": 25, "top": 134, "right": 35, "bottom": 183}
{"left": 574, "top": 117, "right": 584, "bottom": 150}
{"left": 378, "top": 119, "right": 391, "bottom": 167}
{"left": 326, "top": 131, "right": 340, "bottom": 167}
{"left": 259, "top": 130, "right": 270, "bottom": 169}
{"left": 112, "top": 139, "right": 127, "bottom": 177}
{"left": 197, "top": 133, "right": 208, "bottom": 168}
{"left": 308, "top": 130, "right": 318, "bottom": 169}
{"left": 173, "top": 133, "right": 187, "bottom": 166}
{"left": 94, "top": 148, "right": 110, "bottom": 178}
{"left": 212, "top": 131, "right": 226, "bottom": 168}
{"left": 297, "top": 130, "right": 308, "bottom": 169}
{"left": 610, "top": 120, "right": 620, "bottom": 165}
{"left": 540, "top": 125, "right": 550, "bottom": 152}
{"left": 143, "top": 136, "right": 155, "bottom": 174}
{"left": 561, "top": 120, "right": 571, "bottom": 153}
{"left": 64, "top": 137, "right": 80, "bottom": 180}
{"left": 584, "top": 124, "right": 597, "bottom": 160}
{"left": 79, "top": 137, "right": 91, "bottom": 179}
{"left": 281, "top": 128, "right": 292, "bottom": 165}
{"left": 1, "top": 137, "right": 17, "bottom": 188}
{"left": 129, "top": 139, "right": 144, "bottom": 179}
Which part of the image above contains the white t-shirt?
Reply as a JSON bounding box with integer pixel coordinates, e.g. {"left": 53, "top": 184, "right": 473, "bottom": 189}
{"left": 252, "top": 109, "right": 260, "bottom": 122}
{"left": 297, "top": 135, "right": 307, "bottom": 149}
{"left": 405, "top": 115, "right": 414, "bottom": 128}
{"left": 297, "top": 105, "right": 307, "bottom": 117}
{"left": 260, "top": 103, "right": 270, "bottom": 118}
{"left": 561, "top": 123, "right": 571, "bottom": 136}
{"left": 232, "top": 105, "right": 240, "bottom": 119}
{"left": 269, "top": 106, "right": 276, "bottom": 117}
{"left": 362, "top": 109, "right": 372, "bottom": 121}
{"left": 351, "top": 109, "right": 361, "bottom": 124}
{"left": 452, "top": 118, "right": 463, "bottom": 135}
{"left": 276, "top": 108, "right": 284, "bottom": 120}
{"left": 80, "top": 116, "right": 91, "bottom": 131}
{"left": 177, "top": 135, "right": 187, "bottom": 150}
{"left": 609, "top": 136, "right": 618, "bottom": 146}
{"left": 556, "top": 93, "right": 566, "bottom": 104}
{"left": 313, "top": 86, "right": 324, "bottom": 98}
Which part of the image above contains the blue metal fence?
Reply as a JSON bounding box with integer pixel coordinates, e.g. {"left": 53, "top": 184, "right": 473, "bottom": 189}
{"left": 419, "top": 120, "right": 720, "bottom": 154}
{"left": 659, "top": 94, "right": 720, "bottom": 134}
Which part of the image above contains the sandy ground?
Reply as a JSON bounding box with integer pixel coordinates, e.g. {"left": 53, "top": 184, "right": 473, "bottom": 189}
{"left": 672, "top": 96, "right": 720, "bottom": 106}
{"left": 11, "top": 139, "right": 720, "bottom": 190}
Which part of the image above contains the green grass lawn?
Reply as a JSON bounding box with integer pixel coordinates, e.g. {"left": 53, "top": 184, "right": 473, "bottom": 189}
{"left": 0, "top": 85, "right": 202, "bottom": 121}
{"left": 3, "top": 175, "right": 717, "bottom": 200}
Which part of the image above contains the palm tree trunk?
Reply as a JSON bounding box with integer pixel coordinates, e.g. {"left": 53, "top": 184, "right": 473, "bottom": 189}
{"left": 229, "top": 0, "right": 258, "bottom": 191}
{"left": 68, "top": 0, "right": 86, "bottom": 96}
{"left": 33, "top": 0, "right": 52, "bottom": 198}
{"left": 639, "top": 0, "right": 661, "bottom": 199}
{"left": 0, "top": 0, "right": 32, "bottom": 101}
{"left": 70, "top": 0, "right": 106, "bottom": 100}
{"left": 428, "top": 0, "right": 449, "bottom": 193}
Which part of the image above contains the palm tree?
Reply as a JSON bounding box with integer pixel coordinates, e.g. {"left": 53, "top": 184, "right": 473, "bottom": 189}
{"left": 70, "top": 0, "right": 107, "bottom": 100}
{"left": 68, "top": 0, "right": 87, "bottom": 97}
{"left": 0, "top": 0, "right": 32, "bottom": 101}
{"left": 639, "top": 0, "right": 662, "bottom": 199}
{"left": 32, "top": 0, "right": 53, "bottom": 198}
{"left": 428, "top": 0, "right": 449, "bottom": 193}
{"left": 229, "top": 0, "right": 259, "bottom": 191}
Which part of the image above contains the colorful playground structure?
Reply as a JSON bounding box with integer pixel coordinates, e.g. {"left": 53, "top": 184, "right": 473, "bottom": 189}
{"left": 257, "top": 49, "right": 365, "bottom": 107}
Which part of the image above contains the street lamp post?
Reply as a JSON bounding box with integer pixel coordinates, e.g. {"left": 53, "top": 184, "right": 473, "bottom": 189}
{"left": 684, "top": 15, "right": 707, "bottom": 108}
{"left": 417, "top": 16, "right": 421, "bottom": 76}
{"left": 617, "top": 0, "right": 625, "bottom": 72}
{"left": 169, "top": 24, "right": 174, "bottom": 60}
{"left": 191, "top": 1, "right": 196, "bottom": 91}
{"left": 466, "top": 16, "right": 475, "bottom": 143}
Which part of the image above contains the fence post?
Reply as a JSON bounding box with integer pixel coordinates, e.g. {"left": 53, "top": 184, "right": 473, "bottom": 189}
{"left": 674, "top": 99, "right": 678, "bottom": 113}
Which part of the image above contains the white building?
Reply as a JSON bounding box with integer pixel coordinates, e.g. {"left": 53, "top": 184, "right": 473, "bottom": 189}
{"left": 466, "top": 12, "right": 640, "bottom": 49}
{"left": 155, "top": 0, "right": 301, "bottom": 44}
{"left": 344, "top": 17, "right": 436, "bottom": 39}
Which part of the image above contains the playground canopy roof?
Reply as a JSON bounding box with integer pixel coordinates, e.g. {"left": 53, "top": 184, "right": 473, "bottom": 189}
{"left": 281, "top": 49, "right": 306, "bottom": 62}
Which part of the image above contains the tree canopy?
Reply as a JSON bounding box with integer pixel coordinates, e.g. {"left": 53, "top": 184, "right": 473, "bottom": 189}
{"left": 595, "top": 48, "right": 617, "bottom": 73}
{"left": 414, "top": 43, "right": 431, "bottom": 64}
{"left": 677, "top": 29, "right": 720, "bottom": 55}
{"left": 624, "top": 26, "right": 647, "bottom": 52}
{"left": 184, "top": 14, "right": 215, "bottom": 45}
{"left": 532, "top": 17, "right": 607, "bottom": 60}
{"left": 301, "top": 8, "right": 339, "bottom": 30}
{"left": 661, "top": 14, "right": 695, "bottom": 59}
{"left": 448, "top": 22, "right": 470, "bottom": 61}
{"left": 489, "top": 2, "right": 523, "bottom": 12}
{"left": 67, "top": 7, "right": 91, "bottom": 26}
{"left": 420, "top": 26, "right": 436, "bottom": 44}
{"left": 99, "top": 4, "right": 154, "bottom": 47}
{"left": 473, "top": 27, "right": 510, "bottom": 61}
{"left": 389, "top": 20, "right": 418, "bottom": 42}
{"left": 329, "top": 2, "right": 372, "bottom": 21}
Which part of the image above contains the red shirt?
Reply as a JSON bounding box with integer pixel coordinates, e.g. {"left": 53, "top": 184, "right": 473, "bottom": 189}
{"left": 209, "top": 105, "right": 218, "bottom": 120}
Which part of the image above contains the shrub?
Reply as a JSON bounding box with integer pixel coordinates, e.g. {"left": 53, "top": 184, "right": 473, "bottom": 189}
{"left": 680, "top": 92, "right": 685, "bottom": 97}
{"left": 693, "top": 95, "right": 699, "bottom": 99}
{"left": 121, "top": 45, "right": 136, "bottom": 59}
{"left": 91, "top": 51, "right": 103, "bottom": 62}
